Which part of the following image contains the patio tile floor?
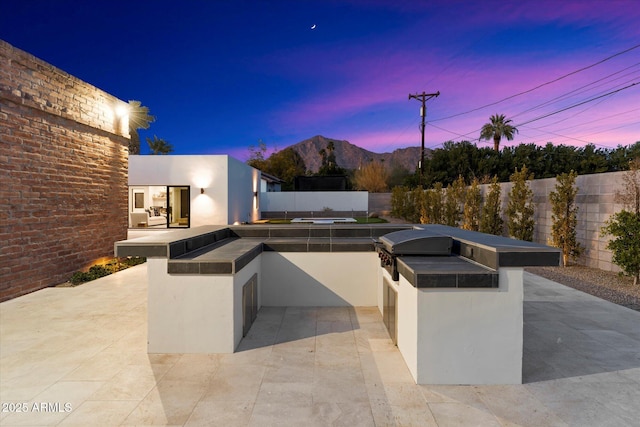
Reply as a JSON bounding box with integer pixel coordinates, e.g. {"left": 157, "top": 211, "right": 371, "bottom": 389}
{"left": 1, "top": 265, "right": 639, "bottom": 426}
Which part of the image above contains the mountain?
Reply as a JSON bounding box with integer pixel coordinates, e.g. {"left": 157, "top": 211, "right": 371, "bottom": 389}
{"left": 288, "top": 135, "right": 428, "bottom": 173}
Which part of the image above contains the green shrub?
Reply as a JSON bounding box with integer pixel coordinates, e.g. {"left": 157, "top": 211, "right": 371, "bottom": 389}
{"left": 88, "top": 265, "right": 110, "bottom": 279}
{"left": 602, "top": 211, "right": 640, "bottom": 286}
{"left": 479, "top": 176, "right": 504, "bottom": 235}
{"left": 507, "top": 166, "right": 535, "bottom": 241}
{"left": 549, "top": 171, "right": 583, "bottom": 266}
{"left": 390, "top": 186, "right": 409, "bottom": 218}
{"left": 68, "top": 257, "right": 146, "bottom": 286}
{"left": 443, "top": 176, "right": 466, "bottom": 227}
{"left": 421, "top": 183, "right": 444, "bottom": 224}
{"left": 462, "top": 178, "right": 482, "bottom": 231}
{"left": 70, "top": 271, "right": 91, "bottom": 285}
{"left": 601, "top": 158, "right": 640, "bottom": 285}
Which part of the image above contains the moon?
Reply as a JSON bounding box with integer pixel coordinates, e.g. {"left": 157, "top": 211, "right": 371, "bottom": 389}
{"left": 311, "top": 24, "right": 316, "bottom": 29}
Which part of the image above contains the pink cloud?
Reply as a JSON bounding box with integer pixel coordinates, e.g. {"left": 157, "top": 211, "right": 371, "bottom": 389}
{"left": 258, "top": 1, "right": 640, "bottom": 152}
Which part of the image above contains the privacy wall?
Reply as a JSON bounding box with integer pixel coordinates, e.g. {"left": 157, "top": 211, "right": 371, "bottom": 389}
{"left": 375, "top": 170, "right": 626, "bottom": 272}
{"left": 260, "top": 191, "right": 368, "bottom": 218}
{"left": 506, "top": 171, "right": 626, "bottom": 272}
{"left": 0, "top": 40, "right": 130, "bottom": 301}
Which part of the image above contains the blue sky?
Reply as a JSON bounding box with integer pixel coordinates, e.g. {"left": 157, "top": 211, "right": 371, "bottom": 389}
{"left": 1, "top": 0, "right": 639, "bottom": 159}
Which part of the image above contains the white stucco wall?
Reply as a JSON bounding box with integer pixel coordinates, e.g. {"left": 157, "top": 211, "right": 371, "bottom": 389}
{"left": 146, "top": 245, "right": 525, "bottom": 384}
{"left": 128, "top": 155, "right": 259, "bottom": 226}
{"left": 147, "top": 257, "right": 235, "bottom": 353}
{"left": 261, "top": 252, "right": 378, "bottom": 306}
{"left": 146, "top": 256, "right": 261, "bottom": 353}
{"left": 227, "top": 156, "right": 260, "bottom": 224}
{"left": 396, "top": 272, "right": 418, "bottom": 382}
{"left": 408, "top": 268, "right": 524, "bottom": 385}
{"left": 260, "top": 191, "right": 368, "bottom": 213}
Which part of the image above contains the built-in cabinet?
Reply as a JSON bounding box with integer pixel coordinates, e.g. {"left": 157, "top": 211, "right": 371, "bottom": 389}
{"left": 383, "top": 277, "right": 398, "bottom": 345}
{"left": 243, "top": 274, "right": 258, "bottom": 337}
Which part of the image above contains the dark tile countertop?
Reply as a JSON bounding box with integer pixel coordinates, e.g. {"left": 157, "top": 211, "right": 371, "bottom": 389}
{"left": 397, "top": 256, "right": 499, "bottom": 288}
{"left": 416, "top": 225, "right": 561, "bottom": 270}
{"left": 168, "top": 238, "right": 264, "bottom": 275}
{"left": 114, "top": 223, "right": 561, "bottom": 276}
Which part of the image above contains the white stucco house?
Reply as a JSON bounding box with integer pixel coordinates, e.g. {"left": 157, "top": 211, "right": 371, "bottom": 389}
{"left": 128, "top": 155, "right": 261, "bottom": 228}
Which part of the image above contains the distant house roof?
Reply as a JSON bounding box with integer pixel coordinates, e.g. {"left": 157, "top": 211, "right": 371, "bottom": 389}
{"left": 260, "top": 171, "right": 285, "bottom": 184}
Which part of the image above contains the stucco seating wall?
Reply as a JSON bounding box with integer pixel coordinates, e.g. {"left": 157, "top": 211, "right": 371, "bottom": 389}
{"left": 115, "top": 224, "right": 560, "bottom": 385}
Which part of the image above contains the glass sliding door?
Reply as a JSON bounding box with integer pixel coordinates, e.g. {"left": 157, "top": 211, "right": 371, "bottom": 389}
{"left": 167, "top": 186, "right": 190, "bottom": 228}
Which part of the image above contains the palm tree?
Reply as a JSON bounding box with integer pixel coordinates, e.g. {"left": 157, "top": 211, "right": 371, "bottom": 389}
{"left": 480, "top": 114, "right": 518, "bottom": 152}
{"left": 127, "top": 100, "right": 155, "bottom": 154}
{"left": 146, "top": 135, "right": 174, "bottom": 155}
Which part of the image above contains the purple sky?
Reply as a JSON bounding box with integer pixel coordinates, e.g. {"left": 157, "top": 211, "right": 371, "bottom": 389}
{"left": 1, "top": 0, "right": 639, "bottom": 159}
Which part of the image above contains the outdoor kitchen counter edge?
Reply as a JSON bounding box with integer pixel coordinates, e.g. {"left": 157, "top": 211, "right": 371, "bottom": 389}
{"left": 416, "top": 224, "right": 562, "bottom": 269}
{"left": 114, "top": 224, "right": 561, "bottom": 274}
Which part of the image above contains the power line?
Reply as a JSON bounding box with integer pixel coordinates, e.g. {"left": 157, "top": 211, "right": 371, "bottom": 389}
{"left": 426, "top": 80, "right": 638, "bottom": 148}
{"left": 430, "top": 43, "right": 640, "bottom": 122}
{"left": 511, "top": 62, "right": 640, "bottom": 119}
{"left": 514, "top": 82, "right": 639, "bottom": 127}
{"left": 383, "top": 46, "right": 639, "bottom": 152}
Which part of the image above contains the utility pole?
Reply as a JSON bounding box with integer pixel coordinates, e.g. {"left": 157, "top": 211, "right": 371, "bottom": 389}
{"left": 408, "top": 91, "right": 440, "bottom": 184}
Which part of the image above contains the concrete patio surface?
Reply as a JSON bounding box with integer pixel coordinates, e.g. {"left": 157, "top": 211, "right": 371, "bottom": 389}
{"left": 1, "top": 265, "right": 639, "bottom": 426}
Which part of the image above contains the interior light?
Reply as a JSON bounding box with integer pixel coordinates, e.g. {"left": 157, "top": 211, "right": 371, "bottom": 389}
{"left": 201, "top": 188, "right": 205, "bottom": 194}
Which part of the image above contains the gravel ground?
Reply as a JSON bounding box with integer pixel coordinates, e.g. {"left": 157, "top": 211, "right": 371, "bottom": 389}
{"left": 526, "top": 266, "right": 640, "bottom": 311}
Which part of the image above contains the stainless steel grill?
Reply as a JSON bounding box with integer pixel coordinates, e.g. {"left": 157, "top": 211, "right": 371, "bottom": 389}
{"left": 377, "top": 229, "right": 453, "bottom": 280}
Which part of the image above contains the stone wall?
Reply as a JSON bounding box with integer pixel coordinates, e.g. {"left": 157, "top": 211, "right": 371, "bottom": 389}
{"left": 0, "top": 40, "right": 130, "bottom": 301}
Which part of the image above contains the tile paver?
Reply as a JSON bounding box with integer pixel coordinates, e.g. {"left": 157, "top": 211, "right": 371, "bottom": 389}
{"left": 1, "top": 265, "right": 639, "bottom": 426}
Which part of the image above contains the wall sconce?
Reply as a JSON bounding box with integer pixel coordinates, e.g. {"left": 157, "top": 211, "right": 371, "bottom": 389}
{"left": 201, "top": 188, "right": 205, "bottom": 194}
{"left": 253, "top": 191, "right": 258, "bottom": 198}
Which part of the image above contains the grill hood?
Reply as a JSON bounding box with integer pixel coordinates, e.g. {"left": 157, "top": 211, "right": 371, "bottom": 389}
{"left": 378, "top": 229, "right": 453, "bottom": 256}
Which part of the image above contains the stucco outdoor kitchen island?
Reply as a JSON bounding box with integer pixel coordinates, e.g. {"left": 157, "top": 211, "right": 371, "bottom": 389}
{"left": 115, "top": 224, "right": 560, "bottom": 385}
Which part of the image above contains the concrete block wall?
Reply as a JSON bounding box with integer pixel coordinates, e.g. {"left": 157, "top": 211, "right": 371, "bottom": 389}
{"left": 376, "top": 171, "right": 626, "bottom": 272}
{"left": 481, "top": 171, "right": 625, "bottom": 272}
{"left": 0, "top": 40, "right": 130, "bottom": 301}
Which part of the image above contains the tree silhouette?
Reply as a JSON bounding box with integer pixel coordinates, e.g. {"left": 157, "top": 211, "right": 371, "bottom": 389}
{"left": 480, "top": 114, "right": 518, "bottom": 152}
{"left": 127, "top": 100, "right": 155, "bottom": 154}
{"left": 146, "top": 135, "right": 174, "bottom": 155}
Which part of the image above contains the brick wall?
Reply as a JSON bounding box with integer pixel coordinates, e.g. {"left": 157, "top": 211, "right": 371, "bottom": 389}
{"left": 0, "top": 40, "right": 130, "bottom": 301}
